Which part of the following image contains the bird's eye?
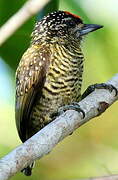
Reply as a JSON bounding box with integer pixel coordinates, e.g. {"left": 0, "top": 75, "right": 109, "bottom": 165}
{"left": 66, "top": 20, "right": 76, "bottom": 28}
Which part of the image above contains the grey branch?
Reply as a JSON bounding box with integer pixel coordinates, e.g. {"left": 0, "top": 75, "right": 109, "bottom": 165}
{"left": 0, "top": 0, "right": 50, "bottom": 46}
{"left": 80, "top": 174, "right": 118, "bottom": 180}
{"left": 0, "top": 74, "right": 118, "bottom": 180}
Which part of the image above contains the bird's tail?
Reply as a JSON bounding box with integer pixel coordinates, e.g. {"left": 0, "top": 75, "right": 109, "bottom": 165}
{"left": 21, "top": 162, "right": 35, "bottom": 176}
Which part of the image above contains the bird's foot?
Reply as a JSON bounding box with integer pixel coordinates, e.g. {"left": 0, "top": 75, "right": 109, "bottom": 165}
{"left": 50, "top": 103, "right": 85, "bottom": 119}
{"left": 81, "top": 83, "right": 117, "bottom": 100}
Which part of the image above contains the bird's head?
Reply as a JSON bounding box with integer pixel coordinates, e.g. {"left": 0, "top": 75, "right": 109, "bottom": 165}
{"left": 32, "top": 11, "right": 103, "bottom": 45}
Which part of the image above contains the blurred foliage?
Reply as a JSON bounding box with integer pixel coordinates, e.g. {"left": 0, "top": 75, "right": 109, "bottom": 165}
{"left": 0, "top": 0, "right": 35, "bottom": 70}
{"left": 0, "top": 0, "right": 58, "bottom": 70}
{"left": 0, "top": 0, "right": 118, "bottom": 180}
{"left": 38, "top": 0, "right": 59, "bottom": 20}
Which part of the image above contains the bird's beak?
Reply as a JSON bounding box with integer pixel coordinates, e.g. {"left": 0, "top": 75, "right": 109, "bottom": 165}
{"left": 80, "top": 24, "right": 103, "bottom": 36}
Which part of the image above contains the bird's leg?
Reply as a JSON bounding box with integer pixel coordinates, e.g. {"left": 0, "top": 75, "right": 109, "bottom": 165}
{"left": 81, "top": 83, "right": 118, "bottom": 100}
{"left": 50, "top": 102, "right": 85, "bottom": 120}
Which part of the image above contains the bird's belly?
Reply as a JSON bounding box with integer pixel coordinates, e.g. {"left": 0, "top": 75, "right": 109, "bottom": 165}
{"left": 27, "top": 53, "right": 83, "bottom": 138}
{"left": 27, "top": 77, "right": 81, "bottom": 138}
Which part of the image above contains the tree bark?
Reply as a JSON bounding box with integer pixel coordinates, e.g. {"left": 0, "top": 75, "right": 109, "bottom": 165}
{"left": 80, "top": 174, "right": 118, "bottom": 180}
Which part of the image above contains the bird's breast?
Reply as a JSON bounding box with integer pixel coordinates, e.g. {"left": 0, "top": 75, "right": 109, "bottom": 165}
{"left": 42, "top": 43, "right": 84, "bottom": 103}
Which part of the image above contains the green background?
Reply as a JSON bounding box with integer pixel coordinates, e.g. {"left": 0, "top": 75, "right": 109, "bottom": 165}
{"left": 0, "top": 0, "right": 118, "bottom": 179}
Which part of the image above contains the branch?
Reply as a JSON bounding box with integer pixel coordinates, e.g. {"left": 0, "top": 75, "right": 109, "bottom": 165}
{"left": 80, "top": 174, "right": 118, "bottom": 180}
{"left": 0, "top": 0, "right": 50, "bottom": 46}
{"left": 0, "top": 74, "right": 118, "bottom": 180}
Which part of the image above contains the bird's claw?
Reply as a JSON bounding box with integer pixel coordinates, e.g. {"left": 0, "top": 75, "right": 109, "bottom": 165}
{"left": 50, "top": 103, "right": 85, "bottom": 119}
{"left": 58, "top": 102, "right": 85, "bottom": 118}
{"left": 81, "top": 83, "right": 118, "bottom": 100}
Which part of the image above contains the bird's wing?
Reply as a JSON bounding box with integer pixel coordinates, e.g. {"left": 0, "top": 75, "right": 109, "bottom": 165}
{"left": 15, "top": 45, "right": 51, "bottom": 142}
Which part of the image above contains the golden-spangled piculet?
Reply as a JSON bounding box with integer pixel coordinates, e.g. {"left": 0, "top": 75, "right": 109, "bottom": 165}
{"left": 15, "top": 11, "right": 103, "bottom": 176}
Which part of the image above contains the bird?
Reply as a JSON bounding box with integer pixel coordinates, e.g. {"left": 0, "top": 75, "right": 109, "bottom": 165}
{"left": 15, "top": 10, "right": 103, "bottom": 176}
